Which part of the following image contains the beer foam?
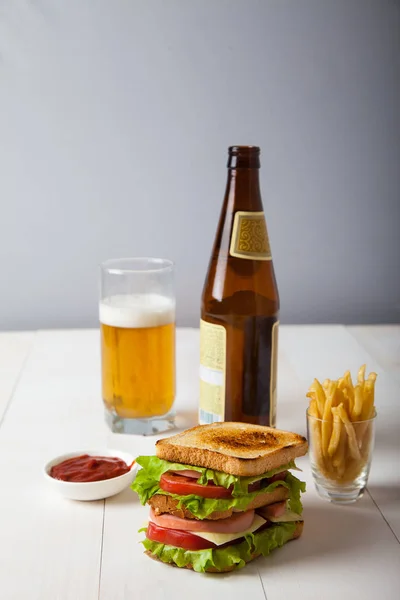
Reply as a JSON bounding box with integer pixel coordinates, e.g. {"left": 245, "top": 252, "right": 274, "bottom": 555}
{"left": 99, "top": 294, "right": 175, "bottom": 329}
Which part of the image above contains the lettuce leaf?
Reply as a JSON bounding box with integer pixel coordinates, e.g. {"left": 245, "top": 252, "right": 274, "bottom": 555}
{"left": 142, "top": 522, "right": 297, "bottom": 573}
{"left": 285, "top": 472, "right": 306, "bottom": 514}
{"left": 132, "top": 455, "right": 299, "bottom": 502}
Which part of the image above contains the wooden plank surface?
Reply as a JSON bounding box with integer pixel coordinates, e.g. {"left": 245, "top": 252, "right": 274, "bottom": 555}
{"left": 0, "top": 326, "right": 398, "bottom": 600}
{"left": 0, "top": 331, "right": 34, "bottom": 423}
{"left": 258, "top": 455, "right": 400, "bottom": 600}
{"left": 347, "top": 325, "right": 400, "bottom": 380}
{"left": 347, "top": 325, "right": 400, "bottom": 542}
{"left": 0, "top": 330, "right": 106, "bottom": 600}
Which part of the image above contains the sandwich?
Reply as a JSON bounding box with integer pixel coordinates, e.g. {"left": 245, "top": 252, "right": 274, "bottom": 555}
{"left": 132, "top": 422, "right": 307, "bottom": 573}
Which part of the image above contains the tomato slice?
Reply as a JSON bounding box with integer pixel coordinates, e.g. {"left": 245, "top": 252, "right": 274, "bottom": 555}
{"left": 159, "top": 472, "right": 233, "bottom": 498}
{"left": 158, "top": 471, "right": 285, "bottom": 499}
{"left": 146, "top": 521, "right": 216, "bottom": 550}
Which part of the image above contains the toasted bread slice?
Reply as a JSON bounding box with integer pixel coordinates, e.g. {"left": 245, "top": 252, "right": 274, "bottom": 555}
{"left": 145, "top": 521, "right": 304, "bottom": 573}
{"left": 156, "top": 422, "right": 307, "bottom": 476}
{"left": 148, "top": 485, "right": 289, "bottom": 520}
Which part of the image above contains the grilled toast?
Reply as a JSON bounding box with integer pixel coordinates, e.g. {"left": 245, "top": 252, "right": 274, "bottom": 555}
{"left": 156, "top": 422, "right": 308, "bottom": 476}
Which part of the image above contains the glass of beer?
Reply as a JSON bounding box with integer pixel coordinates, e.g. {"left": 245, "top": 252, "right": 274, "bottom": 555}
{"left": 100, "top": 258, "right": 176, "bottom": 435}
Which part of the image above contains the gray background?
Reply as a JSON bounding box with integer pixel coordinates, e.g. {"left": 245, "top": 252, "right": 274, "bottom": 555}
{"left": 0, "top": 0, "right": 399, "bottom": 331}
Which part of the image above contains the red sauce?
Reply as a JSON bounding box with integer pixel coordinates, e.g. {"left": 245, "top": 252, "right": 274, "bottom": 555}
{"left": 50, "top": 454, "right": 133, "bottom": 483}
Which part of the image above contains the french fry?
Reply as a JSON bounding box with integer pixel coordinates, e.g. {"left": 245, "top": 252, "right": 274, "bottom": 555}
{"left": 328, "top": 405, "right": 342, "bottom": 457}
{"left": 307, "top": 394, "right": 325, "bottom": 472}
{"left": 308, "top": 398, "right": 319, "bottom": 419}
{"left": 361, "top": 373, "right": 377, "bottom": 421}
{"left": 343, "top": 371, "right": 355, "bottom": 415}
{"left": 306, "top": 389, "right": 317, "bottom": 410}
{"left": 332, "top": 422, "right": 347, "bottom": 478}
{"left": 337, "top": 380, "right": 344, "bottom": 404}
{"left": 357, "top": 364, "right": 366, "bottom": 387}
{"left": 311, "top": 420, "right": 325, "bottom": 471}
{"left": 358, "top": 375, "right": 376, "bottom": 449}
{"left": 333, "top": 386, "right": 345, "bottom": 409}
{"left": 352, "top": 384, "right": 364, "bottom": 420}
{"left": 341, "top": 388, "right": 351, "bottom": 417}
{"left": 354, "top": 367, "right": 366, "bottom": 421}
{"left": 337, "top": 403, "right": 361, "bottom": 461}
{"left": 307, "top": 379, "right": 326, "bottom": 418}
{"left": 321, "top": 381, "right": 337, "bottom": 458}
{"left": 337, "top": 378, "right": 350, "bottom": 414}
{"left": 359, "top": 421, "right": 373, "bottom": 461}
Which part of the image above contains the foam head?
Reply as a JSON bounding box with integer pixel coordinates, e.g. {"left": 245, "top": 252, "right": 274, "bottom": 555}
{"left": 99, "top": 294, "right": 175, "bottom": 329}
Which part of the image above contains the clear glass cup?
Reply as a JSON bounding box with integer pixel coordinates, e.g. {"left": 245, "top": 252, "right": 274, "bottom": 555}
{"left": 307, "top": 409, "right": 377, "bottom": 504}
{"left": 99, "top": 258, "right": 176, "bottom": 435}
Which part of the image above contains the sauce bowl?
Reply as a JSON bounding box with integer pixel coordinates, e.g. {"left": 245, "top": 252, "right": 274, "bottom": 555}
{"left": 44, "top": 449, "right": 138, "bottom": 501}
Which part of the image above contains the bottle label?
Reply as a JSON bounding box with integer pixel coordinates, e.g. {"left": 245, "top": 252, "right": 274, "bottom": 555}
{"left": 229, "top": 211, "right": 272, "bottom": 261}
{"left": 199, "top": 319, "right": 226, "bottom": 424}
{"left": 270, "top": 320, "right": 279, "bottom": 427}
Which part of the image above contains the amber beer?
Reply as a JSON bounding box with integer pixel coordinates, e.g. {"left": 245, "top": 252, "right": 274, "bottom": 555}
{"left": 100, "top": 294, "right": 175, "bottom": 419}
{"left": 200, "top": 146, "right": 279, "bottom": 427}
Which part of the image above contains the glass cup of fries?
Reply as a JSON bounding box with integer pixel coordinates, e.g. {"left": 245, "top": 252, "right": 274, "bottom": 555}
{"left": 306, "top": 366, "right": 377, "bottom": 504}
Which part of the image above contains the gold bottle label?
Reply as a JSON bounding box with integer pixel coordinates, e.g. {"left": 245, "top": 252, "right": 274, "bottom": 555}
{"left": 229, "top": 211, "right": 272, "bottom": 261}
{"left": 269, "top": 320, "right": 279, "bottom": 427}
{"left": 199, "top": 319, "right": 226, "bottom": 424}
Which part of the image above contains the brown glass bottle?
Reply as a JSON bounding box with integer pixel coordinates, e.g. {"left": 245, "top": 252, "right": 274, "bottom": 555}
{"left": 199, "top": 146, "right": 279, "bottom": 427}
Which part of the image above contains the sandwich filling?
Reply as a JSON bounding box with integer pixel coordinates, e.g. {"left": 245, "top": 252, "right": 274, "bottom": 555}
{"left": 133, "top": 456, "right": 306, "bottom": 572}
{"left": 133, "top": 456, "right": 305, "bottom": 517}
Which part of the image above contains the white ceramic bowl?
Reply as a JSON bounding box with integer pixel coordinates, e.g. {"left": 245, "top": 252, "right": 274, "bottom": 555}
{"left": 44, "top": 449, "right": 138, "bottom": 501}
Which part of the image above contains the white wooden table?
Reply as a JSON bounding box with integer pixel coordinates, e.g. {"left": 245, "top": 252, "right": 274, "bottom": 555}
{"left": 0, "top": 326, "right": 399, "bottom": 600}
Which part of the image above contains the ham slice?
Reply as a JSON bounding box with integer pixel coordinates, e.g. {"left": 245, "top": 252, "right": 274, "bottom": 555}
{"left": 171, "top": 470, "right": 201, "bottom": 479}
{"left": 149, "top": 507, "right": 255, "bottom": 533}
{"left": 257, "top": 501, "right": 287, "bottom": 519}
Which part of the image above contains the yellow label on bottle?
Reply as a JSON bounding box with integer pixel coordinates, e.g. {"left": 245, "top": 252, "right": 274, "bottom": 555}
{"left": 270, "top": 320, "right": 279, "bottom": 427}
{"left": 229, "top": 211, "right": 272, "bottom": 260}
{"left": 199, "top": 319, "right": 226, "bottom": 424}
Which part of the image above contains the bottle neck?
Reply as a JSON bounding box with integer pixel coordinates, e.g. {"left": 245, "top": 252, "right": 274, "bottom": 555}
{"left": 225, "top": 168, "right": 263, "bottom": 212}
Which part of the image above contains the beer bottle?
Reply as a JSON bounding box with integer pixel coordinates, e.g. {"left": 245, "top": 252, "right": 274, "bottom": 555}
{"left": 199, "top": 145, "right": 279, "bottom": 427}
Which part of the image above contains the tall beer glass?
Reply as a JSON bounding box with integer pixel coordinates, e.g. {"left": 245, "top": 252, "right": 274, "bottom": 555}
{"left": 100, "top": 258, "right": 175, "bottom": 435}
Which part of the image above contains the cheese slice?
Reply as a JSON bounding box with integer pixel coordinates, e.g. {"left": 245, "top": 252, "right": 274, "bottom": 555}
{"left": 188, "top": 514, "right": 266, "bottom": 546}
{"left": 268, "top": 509, "right": 302, "bottom": 523}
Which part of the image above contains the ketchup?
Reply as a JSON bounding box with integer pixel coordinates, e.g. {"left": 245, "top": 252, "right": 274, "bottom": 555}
{"left": 50, "top": 454, "right": 133, "bottom": 483}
